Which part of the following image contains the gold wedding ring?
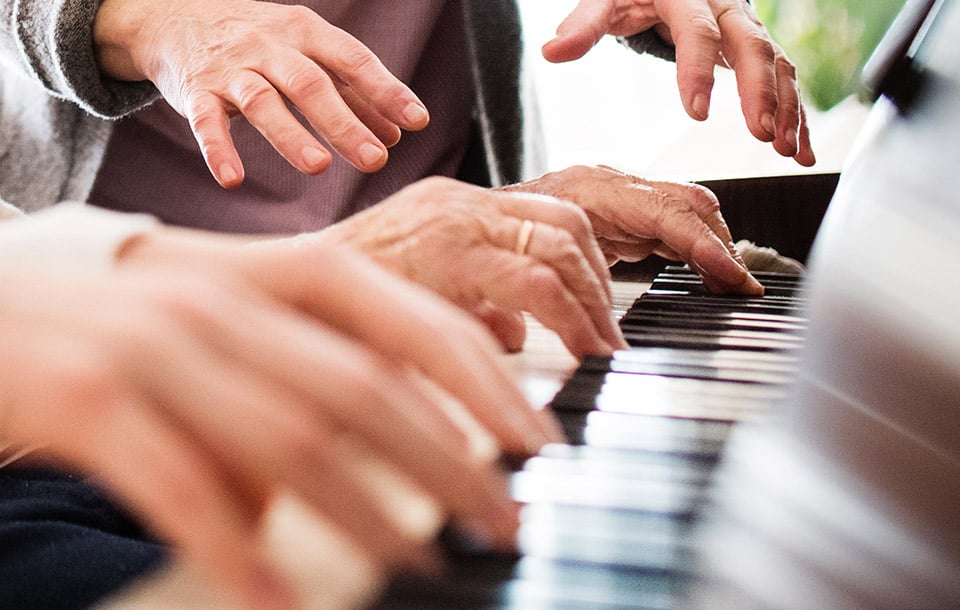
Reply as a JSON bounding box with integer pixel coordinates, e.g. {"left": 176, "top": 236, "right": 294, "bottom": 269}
{"left": 514, "top": 219, "right": 534, "bottom": 255}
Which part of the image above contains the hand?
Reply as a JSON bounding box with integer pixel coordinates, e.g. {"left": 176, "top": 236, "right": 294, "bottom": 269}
{"left": 542, "top": 0, "right": 816, "bottom": 167}
{"left": 503, "top": 165, "right": 764, "bottom": 295}
{"left": 317, "top": 177, "right": 629, "bottom": 359}
{"left": 93, "top": 0, "right": 430, "bottom": 188}
{"left": 0, "top": 235, "right": 540, "bottom": 610}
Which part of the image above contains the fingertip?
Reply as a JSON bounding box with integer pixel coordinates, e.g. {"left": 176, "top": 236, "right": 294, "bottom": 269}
{"left": 691, "top": 93, "right": 711, "bottom": 121}
{"left": 216, "top": 163, "right": 244, "bottom": 189}
{"left": 795, "top": 146, "right": 817, "bottom": 167}
{"left": 401, "top": 102, "right": 430, "bottom": 131}
{"left": 760, "top": 113, "right": 777, "bottom": 141}
{"left": 541, "top": 35, "right": 592, "bottom": 63}
{"left": 358, "top": 142, "right": 388, "bottom": 172}
{"left": 301, "top": 146, "right": 332, "bottom": 174}
{"left": 541, "top": 38, "right": 570, "bottom": 63}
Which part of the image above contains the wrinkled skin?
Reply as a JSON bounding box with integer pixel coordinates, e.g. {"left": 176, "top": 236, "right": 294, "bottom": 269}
{"left": 542, "top": 0, "right": 816, "bottom": 166}
{"left": 316, "top": 174, "right": 761, "bottom": 358}
{"left": 94, "top": 0, "right": 430, "bottom": 188}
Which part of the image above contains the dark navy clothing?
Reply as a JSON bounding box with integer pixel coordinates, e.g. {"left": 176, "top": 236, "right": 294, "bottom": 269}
{"left": 0, "top": 465, "right": 166, "bottom": 609}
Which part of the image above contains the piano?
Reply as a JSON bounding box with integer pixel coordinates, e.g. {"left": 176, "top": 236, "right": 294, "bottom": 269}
{"left": 94, "top": 1, "right": 959, "bottom": 608}
{"left": 371, "top": 0, "right": 960, "bottom": 608}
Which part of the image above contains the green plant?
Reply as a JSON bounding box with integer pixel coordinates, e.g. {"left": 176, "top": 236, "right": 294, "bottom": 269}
{"left": 755, "top": 0, "right": 907, "bottom": 110}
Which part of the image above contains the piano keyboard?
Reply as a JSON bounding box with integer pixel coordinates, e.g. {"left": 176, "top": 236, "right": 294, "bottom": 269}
{"left": 373, "top": 266, "right": 807, "bottom": 609}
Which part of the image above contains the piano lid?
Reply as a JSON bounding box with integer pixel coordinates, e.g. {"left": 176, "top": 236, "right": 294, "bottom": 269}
{"left": 694, "top": 0, "right": 960, "bottom": 608}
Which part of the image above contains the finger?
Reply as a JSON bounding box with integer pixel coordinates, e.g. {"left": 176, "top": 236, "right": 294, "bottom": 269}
{"left": 472, "top": 301, "right": 527, "bottom": 353}
{"left": 257, "top": 51, "right": 390, "bottom": 171}
{"left": 79, "top": 401, "right": 296, "bottom": 610}
{"left": 714, "top": 2, "right": 780, "bottom": 141}
{"left": 14, "top": 336, "right": 296, "bottom": 610}
{"left": 182, "top": 90, "right": 247, "bottom": 188}
{"left": 302, "top": 21, "right": 429, "bottom": 132}
{"left": 254, "top": 249, "right": 562, "bottom": 455}
{"left": 495, "top": 190, "right": 613, "bottom": 303}
{"left": 793, "top": 95, "right": 817, "bottom": 167}
{"left": 769, "top": 47, "right": 802, "bottom": 158}
{"left": 123, "top": 309, "right": 433, "bottom": 572}
{"left": 514, "top": 220, "right": 627, "bottom": 351}
{"left": 601, "top": 169, "right": 752, "bottom": 272}
{"left": 195, "top": 297, "right": 519, "bottom": 539}
{"left": 645, "top": 191, "right": 763, "bottom": 295}
{"left": 224, "top": 70, "right": 339, "bottom": 175}
{"left": 335, "top": 80, "right": 403, "bottom": 147}
{"left": 627, "top": 176, "right": 737, "bottom": 246}
{"left": 541, "top": 0, "right": 612, "bottom": 63}
{"left": 659, "top": 1, "right": 722, "bottom": 120}
{"left": 462, "top": 240, "right": 616, "bottom": 358}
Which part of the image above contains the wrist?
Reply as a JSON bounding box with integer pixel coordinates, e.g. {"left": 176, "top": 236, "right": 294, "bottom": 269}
{"left": 93, "top": 0, "right": 163, "bottom": 81}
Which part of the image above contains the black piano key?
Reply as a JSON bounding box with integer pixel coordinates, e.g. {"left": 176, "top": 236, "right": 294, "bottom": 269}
{"left": 622, "top": 326, "right": 805, "bottom": 352}
{"left": 631, "top": 295, "right": 801, "bottom": 317}
{"left": 376, "top": 265, "right": 811, "bottom": 610}
{"left": 660, "top": 264, "right": 804, "bottom": 284}
{"left": 621, "top": 309, "right": 807, "bottom": 328}
{"left": 377, "top": 556, "right": 686, "bottom": 610}
{"left": 646, "top": 283, "right": 802, "bottom": 299}
{"left": 619, "top": 312, "right": 806, "bottom": 333}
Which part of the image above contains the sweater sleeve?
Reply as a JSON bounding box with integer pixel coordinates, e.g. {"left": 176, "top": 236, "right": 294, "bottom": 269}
{"left": 617, "top": 31, "right": 677, "bottom": 63}
{"left": 0, "top": 0, "right": 158, "bottom": 118}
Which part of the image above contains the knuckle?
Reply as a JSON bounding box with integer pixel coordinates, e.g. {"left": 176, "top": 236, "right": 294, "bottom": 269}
{"left": 233, "top": 79, "right": 277, "bottom": 113}
{"left": 686, "top": 15, "right": 722, "bottom": 45}
{"left": 335, "top": 41, "right": 379, "bottom": 74}
{"left": 282, "top": 66, "right": 328, "bottom": 98}
{"left": 685, "top": 184, "right": 721, "bottom": 213}
{"left": 525, "top": 264, "right": 565, "bottom": 301}
{"left": 553, "top": 230, "right": 585, "bottom": 267}
{"left": 321, "top": 114, "right": 359, "bottom": 144}
{"left": 285, "top": 4, "right": 320, "bottom": 24}
{"left": 743, "top": 32, "right": 777, "bottom": 64}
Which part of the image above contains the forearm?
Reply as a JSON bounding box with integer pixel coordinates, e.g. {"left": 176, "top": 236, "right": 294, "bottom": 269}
{"left": 1, "top": 0, "right": 157, "bottom": 118}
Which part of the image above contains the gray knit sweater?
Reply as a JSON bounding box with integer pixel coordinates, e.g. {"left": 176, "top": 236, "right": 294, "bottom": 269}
{"left": 0, "top": 0, "right": 666, "bottom": 213}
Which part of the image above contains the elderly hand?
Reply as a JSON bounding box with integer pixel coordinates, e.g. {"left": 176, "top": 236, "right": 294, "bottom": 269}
{"left": 316, "top": 177, "right": 629, "bottom": 359}
{"left": 542, "top": 0, "right": 816, "bottom": 167}
{"left": 0, "top": 233, "right": 544, "bottom": 610}
{"left": 93, "top": 0, "right": 430, "bottom": 188}
{"left": 503, "top": 165, "right": 764, "bottom": 295}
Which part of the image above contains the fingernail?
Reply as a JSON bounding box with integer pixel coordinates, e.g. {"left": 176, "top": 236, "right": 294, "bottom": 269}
{"left": 761, "top": 113, "right": 776, "bottom": 139}
{"left": 302, "top": 146, "right": 328, "bottom": 170}
{"left": 218, "top": 163, "right": 238, "bottom": 186}
{"left": 359, "top": 143, "right": 386, "bottom": 168}
{"left": 692, "top": 93, "right": 710, "bottom": 120}
{"left": 402, "top": 102, "right": 429, "bottom": 127}
{"left": 786, "top": 127, "right": 799, "bottom": 155}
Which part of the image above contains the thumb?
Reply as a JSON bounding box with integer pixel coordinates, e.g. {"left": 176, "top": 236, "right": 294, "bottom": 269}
{"left": 541, "top": 0, "right": 611, "bottom": 63}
